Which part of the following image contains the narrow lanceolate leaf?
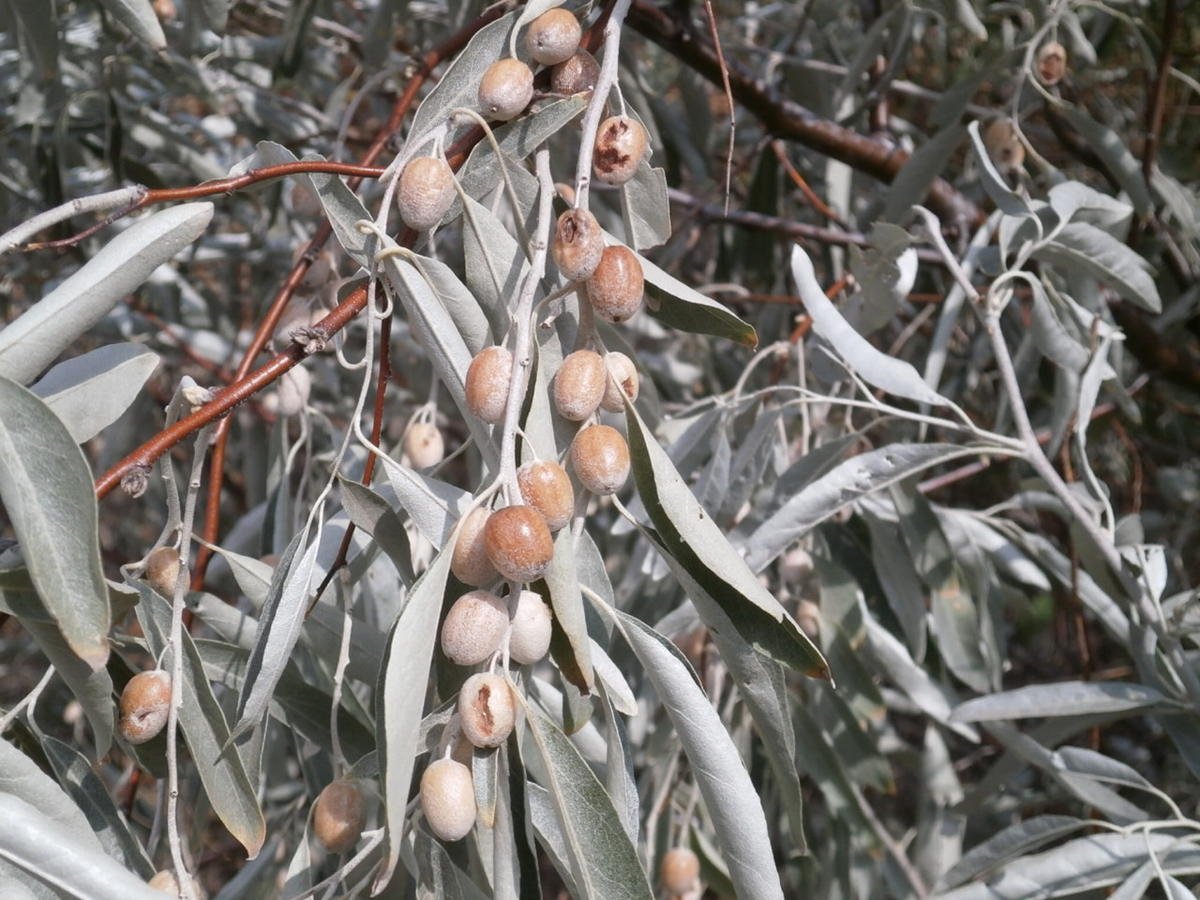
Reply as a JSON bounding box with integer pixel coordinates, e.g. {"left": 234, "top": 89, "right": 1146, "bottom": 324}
{"left": 96, "top": 0, "right": 166, "bottom": 49}
{"left": 378, "top": 455, "right": 471, "bottom": 549}
{"left": 940, "top": 815, "right": 1087, "bottom": 889}
{"left": 791, "top": 246, "right": 950, "bottom": 406}
{"left": 522, "top": 697, "right": 654, "bottom": 900}
{"left": 0, "top": 794, "right": 167, "bottom": 900}
{"left": 1059, "top": 107, "right": 1154, "bottom": 217}
{"left": 637, "top": 246, "right": 757, "bottom": 347}
{"left": 0, "top": 737, "right": 109, "bottom": 858}
{"left": 0, "top": 376, "right": 110, "bottom": 670}
{"left": 743, "top": 443, "right": 985, "bottom": 574}
{"left": 373, "top": 545, "right": 454, "bottom": 892}
{"left": 542, "top": 529, "right": 594, "bottom": 694}
{"left": 31, "top": 344, "right": 160, "bottom": 443}
{"left": 1033, "top": 222, "right": 1162, "bottom": 313}
{"left": 0, "top": 203, "right": 212, "bottom": 385}
{"left": 966, "top": 121, "right": 1031, "bottom": 217}
{"left": 133, "top": 585, "right": 266, "bottom": 858}
{"left": 616, "top": 613, "right": 786, "bottom": 900}
{"left": 950, "top": 681, "right": 1166, "bottom": 723}
{"left": 624, "top": 400, "right": 828, "bottom": 677}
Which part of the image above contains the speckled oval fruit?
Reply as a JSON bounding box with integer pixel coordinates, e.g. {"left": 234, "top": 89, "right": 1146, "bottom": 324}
{"left": 440, "top": 590, "right": 509, "bottom": 666}
{"left": 983, "top": 118, "right": 1025, "bottom": 172}
{"left": 593, "top": 115, "right": 648, "bottom": 185}
{"left": 600, "top": 352, "right": 639, "bottom": 412}
{"left": 517, "top": 460, "right": 575, "bottom": 531}
{"left": 1037, "top": 41, "right": 1067, "bottom": 86}
{"left": 404, "top": 422, "right": 445, "bottom": 469}
{"left": 508, "top": 590, "right": 552, "bottom": 665}
{"left": 451, "top": 507, "right": 498, "bottom": 587}
{"left": 586, "top": 245, "right": 644, "bottom": 324}
{"left": 550, "top": 49, "right": 599, "bottom": 95}
{"left": 145, "top": 546, "right": 181, "bottom": 597}
{"left": 570, "top": 424, "right": 630, "bottom": 495}
{"left": 553, "top": 349, "right": 606, "bottom": 421}
{"left": 478, "top": 58, "right": 534, "bottom": 121}
{"left": 484, "top": 505, "right": 554, "bottom": 583}
{"left": 313, "top": 780, "right": 366, "bottom": 854}
{"left": 276, "top": 365, "right": 311, "bottom": 416}
{"left": 552, "top": 208, "right": 605, "bottom": 282}
{"left": 397, "top": 156, "right": 456, "bottom": 231}
{"left": 525, "top": 8, "right": 581, "bottom": 66}
{"left": 420, "top": 758, "right": 477, "bottom": 841}
{"left": 660, "top": 847, "right": 700, "bottom": 895}
{"left": 465, "top": 346, "right": 513, "bottom": 425}
{"left": 119, "top": 671, "right": 172, "bottom": 745}
{"left": 458, "top": 672, "right": 516, "bottom": 748}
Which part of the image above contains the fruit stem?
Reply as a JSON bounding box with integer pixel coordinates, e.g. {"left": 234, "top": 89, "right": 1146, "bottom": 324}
{"left": 572, "top": 0, "right": 633, "bottom": 210}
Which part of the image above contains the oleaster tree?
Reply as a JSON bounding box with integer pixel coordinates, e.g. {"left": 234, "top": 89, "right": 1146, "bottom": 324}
{"left": 1, "top": 0, "right": 1198, "bottom": 899}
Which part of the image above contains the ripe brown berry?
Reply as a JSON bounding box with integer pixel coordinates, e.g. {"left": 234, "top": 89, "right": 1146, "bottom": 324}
{"left": 660, "top": 847, "right": 701, "bottom": 895}
{"left": 1037, "top": 41, "right": 1067, "bottom": 86}
{"left": 465, "top": 346, "right": 513, "bottom": 425}
{"left": 570, "top": 424, "right": 630, "bottom": 495}
{"left": 593, "top": 115, "right": 648, "bottom": 186}
{"left": 550, "top": 49, "right": 599, "bottom": 95}
{"left": 313, "top": 779, "right": 366, "bottom": 854}
{"left": 458, "top": 672, "right": 517, "bottom": 748}
{"left": 404, "top": 422, "right": 445, "bottom": 469}
{"left": 517, "top": 460, "right": 575, "bottom": 531}
{"left": 119, "top": 670, "right": 172, "bottom": 745}
{"left": 451, "top": 507, "right": 498, "bottom": 587}
{"left": 525, "top": 8, "right": 582, "bottom": 66}
{"left": 552, "top": 208, "right": 605, "bottom": 282}
{"left": 600, "top": 352, "right": 639, "bottom": 412}
{"left": 441, "top": 590, "right": 509, "bottom": 665}
{"left": 509, "top": 590, "right": 552, "bottom": 665}
{"left": 478, "top": 58, "right": 534, "bottom": 121}
{"left": 553, "top": 349, "right": 606, "bottom": 421}
{"left": 397, "top": 156, "right": 456, "bottom": 232}
{"left": 144, "top": 546, "right": 181, "bottom": 597}
{"left": 983, "top": 118, "right": 1025, "bottom": 172}
{"left": 586, "top": 245, "right": 644, "bottom": 324}
{"left": 420, "top": 758, "right": 477, "bottom": 841}
{"left": 484, "top": 505, "right": 555, "bottom": 583}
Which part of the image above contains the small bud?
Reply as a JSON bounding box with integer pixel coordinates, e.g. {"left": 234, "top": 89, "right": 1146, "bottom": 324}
{"left": 119, "top": 671, "right": 172, "bottom": 745}
{"left": 144, "top": 546, "right": 181, "bottom": 597}
{"left": 441, "top": 590, "right": 509, "bottom": 666}
{"left": 313, "top": 780, "right": 366, "bottom": 854}
{"left": 484, "top": 505, "right": 555, "bottom": 583}
{"left": 465, "top": 346, "right": 513, "bottom": 425}
{"left": 509, "top": 590, "right": 552, "bottom": 665}
{"left": 600, "top": 352, "right": 639, "bottom": 412}
{"left": 593, "top": 116, "right": 648, "bottom": 186}
{"left": 660, "top": 847, "right": 701, "bottom": 895}
{"left": 525, "top": 8, "right": 582, "bottom": 66}
{"left": 517, "top": 460, "right": 575, "bottom": 531}
{"left": 570, "top": 424, "right": 630, "bottom": 495}
{"left": 586, "top": 245, "right": 644, "bottom": 324}
{"left": 451, "top": 507, "right": 498, "bottom": 587}
{"left": 397, "top": 156, "right": 457, "bottom": 231}
{"left": 552, "top": 208, "right": 605, "bottom": 282}
{"left": 550, "top": 49, "right": 600, "bottom": 95}
{"left": 420, "top": 758, "right": 476, "bottom": 841}
{"left": 458, "top": 672, "right": 516, "bottom": 748}
{"left": 553, "top": 349, "right": 606, "bottom": 421}
{"left": 478, "top": 58, "right": 534, "bottom": 121}
{"left": 404, "top": 422, "right": 445, "bottom": 469}
{"left": 1037, "top": 42, "right": 1067, "bottom": 86}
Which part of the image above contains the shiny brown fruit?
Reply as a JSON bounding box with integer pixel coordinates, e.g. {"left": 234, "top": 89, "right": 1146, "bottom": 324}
{"left": 451, "top": 507, "right": 498, "bottom": 587}
{"left": 404, "top": 422, "right": 445, "bottom": 469}
{"left": 660, "top": 847, "right": 701, "bottom": 895}
{"left": 1037, "top": 41, "right": 1067, "bottom": 86}
{"left": 586, "top": 245, "right": 644, "bottom": 324}
{"left": 508, "top": 590, "right": 552, "bottom": 665}
{"left": 517, "top": 460, "right": 575, "bottom": 531}
{"left": 478, "top": 58, "right": 534, "bottom": 121}
{"left": 552, "top": 208, "right": 605, "bottom": 282}
{"left": 553, "top": 349, "right": 606, "bottom": 421}
{"left": 600, "top": 352, "right": 639, "bottom": 412}
{"left": 570, "top": 424, "right": 630, "bottom": 495}
{"left": 397, "top": 156, "right": 456, "bottom": 231}
{"left": 440, "top": 590, "right": 509, "bottom": 666}
{"left": 550, "top": 49, "right": 600, "bottom": 95}
{"left": 119, "top": 670, "right": 172, "bottom": 745}
{"left": 593, "top": 115, "right": 648, "bottom": 185}
{"left": 483, "top": 505, "right": 554, "bottom": 583}
{"left": 458, "top": 672, "right": 517, "bottom": 748}
{"left": 525, "top": 8, "right": 582, "bottom": 66}
{"left": 420, "top": 758, "right": 477, "bottom": 841}
{"left": 465, "top": 346, "right": 512, "bottom": 425}
{"left": 313, "top": 780, "right": 366, "bottom": 854}
{"left": 145, "top": 546, "right": 181, "bottom": 597}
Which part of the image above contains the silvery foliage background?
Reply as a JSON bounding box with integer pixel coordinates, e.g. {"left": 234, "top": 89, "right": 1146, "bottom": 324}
{"left": 1, "top": 0, "right": 1199, "bottom": 897}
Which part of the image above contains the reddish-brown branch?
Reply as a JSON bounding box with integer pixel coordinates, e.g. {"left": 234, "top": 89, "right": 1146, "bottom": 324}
{"left": 771, "top": 140, "right": 845, "bottom": 225}
{"left": 1141, "top": 0, "right": 1177, "bottom": 190}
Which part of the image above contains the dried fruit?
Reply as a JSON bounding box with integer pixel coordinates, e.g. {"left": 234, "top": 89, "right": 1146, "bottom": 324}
{"left": 517, "top": 460, "right": 575, "bottom": 531}
{"left": 451, "top": 507, "right": 498, "bottom": 587}
{"left": 119, "top": 670, "right": 172, "bottom": 745}
{"left": 550, "top": 49, "right": 599, "bottom": 95}
{"left": 484, "top": 505, "right": 554, "bottom": 582}
{"left": 465, "top": 346, "right": 513, "bottom": 425}
{"left": 313, "top": 779, "right": 366, "bottom": 854}
{"left": 586, "top": 245, "right": 644, "bottom": 323}
{"left": 397, "top": 156, "right": 456, "bottom": 231}
{"left": 553, "top": 349, "right": 606, "bottom": 421}
{"left": 600, "top": 351, "right": 639, "bottom": 412}
{"left": 420, "top": 758, "right": 477, "bottom": 841}
{"left": 508, "top": 590, "right": 552, "bottom": 665}
{"left": 593, "top": 115, "right": 648, "bottom": 185}
{"left": 1037, "top": 41, "right": 1067, "bottom": 86}
{"left": 660, "top": 847, "right": 700, "bottom": 895}
{"left": 570, "top": 424, "right": 630, "bottom": 495}
{"left": 145, "top": 546, "right": 181, "bottom": 597}
{"left": 458, "top": 672, "right": 516, "bottom": 748}
{"left": 525, "top": 8, "right": 582, "bottom": 66}
{"left": 404, "top": 422, "right": 445, "bottom": 469}
{"left": 552, "top": 208, "right": 605, "bottom": 282}
{"left": 441, "top": 590, "right": 509, "bottom": 665}
{"left": 983, "top": 118, "right": 1025, "bottom": 172}
{"left": 478, "top": 58, "right": 534, "bottom": 121}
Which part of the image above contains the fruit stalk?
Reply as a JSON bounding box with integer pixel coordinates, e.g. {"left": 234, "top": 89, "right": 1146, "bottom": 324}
{"left": 571, "top": 0, "right": 633, "bottom": 209}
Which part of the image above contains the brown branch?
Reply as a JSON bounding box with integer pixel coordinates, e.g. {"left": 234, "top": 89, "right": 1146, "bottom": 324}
{"left": 626, "top": 0, "right": 983, "bottom": 232}
{"left": 1141, "top": 0, "right": 1177, "bottom": 190}
{"left": 770, "top": 140, "right": 846, "bottom": 225}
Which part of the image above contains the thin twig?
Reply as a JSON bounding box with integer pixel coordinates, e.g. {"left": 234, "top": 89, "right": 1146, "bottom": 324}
{"left": 573, "top": 0, "right": 634, "bottom": 209}
{"left": 701, "top": 0, "right": 736, "bottom": 214}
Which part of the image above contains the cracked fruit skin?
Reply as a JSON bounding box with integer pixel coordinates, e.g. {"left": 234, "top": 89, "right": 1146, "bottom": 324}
{"left": 420, "top": 758, "right": 477, "bottom": 841}
{"left": 552, "top": 208, "right": 604, "bottom": 282}
{"left": 483, "top": 505, "right": 554, "bottom": 583}
{"left": 592, "top": 115, "right": 648, "bottom": 185}
{"left": 458, "top": 671, "right": 516, "bottom": 748}
{"left": 313, "top": 780, "right": 366, "bottom": 854}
